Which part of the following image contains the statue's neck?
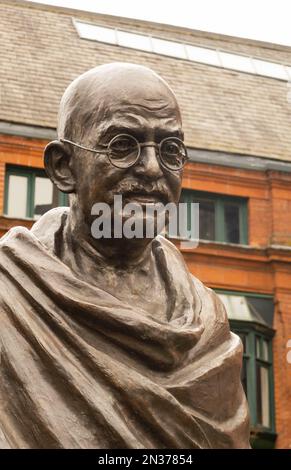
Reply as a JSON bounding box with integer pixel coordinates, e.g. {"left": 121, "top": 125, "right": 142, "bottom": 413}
{"left": 59, "top": 209, "right": 169, "bottom": 322}
{"left": 66, "top": 206, "right": 154, "bottom": 270}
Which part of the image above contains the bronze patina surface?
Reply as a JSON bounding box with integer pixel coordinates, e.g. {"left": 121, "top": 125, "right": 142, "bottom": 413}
{"left": 0, "top": 63, "right": 250, "bottom": 448}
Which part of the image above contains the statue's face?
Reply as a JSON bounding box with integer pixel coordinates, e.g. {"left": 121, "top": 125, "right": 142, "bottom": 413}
{"left": 69, "top": 70, "right": 184, "bottom": 235}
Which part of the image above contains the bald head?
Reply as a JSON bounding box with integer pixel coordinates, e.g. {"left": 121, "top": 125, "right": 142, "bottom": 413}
{"left": 45, "top": 62, "right": 184, "bottom": 250}
{"left": 57, "top": 63, "right": 182, "bottom": 144}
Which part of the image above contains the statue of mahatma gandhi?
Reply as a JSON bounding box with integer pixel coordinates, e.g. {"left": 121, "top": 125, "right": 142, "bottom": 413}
{"left": 0, "top": 63, "right": 250, "bottom": 448}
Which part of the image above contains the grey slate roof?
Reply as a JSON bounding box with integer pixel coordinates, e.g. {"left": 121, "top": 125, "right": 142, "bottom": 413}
{"left": 1, "top": 0, "right": 291, "bottom": 161}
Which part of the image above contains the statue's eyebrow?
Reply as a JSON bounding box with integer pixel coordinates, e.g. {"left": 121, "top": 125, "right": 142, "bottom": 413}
{"left": 155, "top": 128, "right": 184, "bottom": 140}
{"left": 98, "top": 124, "right": 184, "bottom": 142}
{"left": 98, "top": 125, "right": 136, "bottom": 141}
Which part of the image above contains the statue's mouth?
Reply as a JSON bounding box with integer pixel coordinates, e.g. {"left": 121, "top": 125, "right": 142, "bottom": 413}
{"left": 122, "top": 191, "right": 168, "bottom": 205}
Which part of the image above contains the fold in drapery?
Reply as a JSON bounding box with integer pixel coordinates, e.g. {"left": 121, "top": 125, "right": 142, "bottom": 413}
{"left": 0, "top": 209, "right": 250, "bottom": 448}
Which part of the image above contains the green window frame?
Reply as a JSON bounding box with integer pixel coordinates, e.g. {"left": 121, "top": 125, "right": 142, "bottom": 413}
{"left": 230, "top": 314, "right": 276, "bottom": 448}
{"left": 180, "top": 189, "right": 248, "bottom": 244}
{"left": 4, "top": 165, "right": 68, "bottom": 219}
{"left": 216, "top": 289, "right": 276, "bottom": 448}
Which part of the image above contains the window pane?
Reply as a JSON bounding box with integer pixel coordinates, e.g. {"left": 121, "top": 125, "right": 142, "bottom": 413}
{"left": 256, "top": 365, "right": 270, "bottom": 427}
{"left": 286, "top": 66, "right": 291, "bottom": 80}
{"left": 262, "top": 340, "right": 269, "bottom": 362}
{"left": 256, "top": 337, "right": 261, "bottom": 359}
{"left": 198, "top": 199, "right": 215, "bottom": 240}
{"left": 117, "top": 30, "right": 152, "bottom": 52}
{"left": 186, "top": 45, "right": 220, "bottom": 66}
{"left": 224, "top": 203, "right": 240, "bottom": 244}
{"left": 152, "top": 37, "right": 186, "bottom": 59}
{"left": 219, "top": 51, "right": 255, "bottom": 73}
{"left": 241, "top": 357, "right": 248, "bottom": 396}
{"left": 7, "top": 175, "right": 28, "bottom": 218}
{"left": 256, "top": 363, "right": 262, "bottom": 424}
{"left": 252, "top": 59, "right": 288, "bottom": 80}
{"left": 260, "top": 367, "right": 270, "bottom": 427}
{"left": 34, "top": 177, "right": 53, "bottom": 219}
{"left": 75, "top": 22, "right": 116, "bottom": 44}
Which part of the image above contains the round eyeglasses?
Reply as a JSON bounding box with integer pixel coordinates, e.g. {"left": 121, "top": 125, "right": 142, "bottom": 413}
{"left": 60, "top": 133, "right": 188, "bottom": 171}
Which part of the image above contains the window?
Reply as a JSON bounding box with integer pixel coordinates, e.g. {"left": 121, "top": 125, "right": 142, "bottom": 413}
{"left": 180, "top": 190, "right": 248, "bottom": 244}
{"left": 117, "top": 30, "right": 152, "bottom": 52}
{"left": 255, "top": 336, "right": 272, "bottom": 428}
{"left": 219, "top": 51, "right": 254, "bottom": 73}
{"left": 74, "top": 19, "right": 291, "bottom": 81}
{"left": 4, "top": 166, "right": 68, "bottom": 220}
{"left": 234, "top": 328, "right": 275, "bottom": 448}
{"left": 217, "top": 291, "right": 276, "bottom": 449}
{"left": 252, "top": 59, "right": 287, "bottom": 80}
{"left": 74, "top": 22, "right": 117, "bottom": 45}
{"left": 152, "top": 37, "right": 187, "bottom": 59}
{"left": 186, "top": 44, "right": 220, "bottom": 66}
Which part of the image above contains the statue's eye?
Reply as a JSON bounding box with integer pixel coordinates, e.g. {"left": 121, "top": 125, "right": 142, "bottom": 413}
{"left": 162, "top": 141, "right": 180, "bottom": 157}
{"left": 107, "top": 135, "right": 139, "bottom": 168}
{"left": 109, "top": 135, "right": 138, "bottom": 158}
{"left": 160, "top": 138, "right": 187, "bottom": 170}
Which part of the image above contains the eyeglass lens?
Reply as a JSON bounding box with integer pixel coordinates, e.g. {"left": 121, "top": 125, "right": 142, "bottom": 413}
{"left": 107, "top": 134, "right": 187, "bottom": 170}
{"left": 108, "top": 134, "right": 139, "bottom": 169}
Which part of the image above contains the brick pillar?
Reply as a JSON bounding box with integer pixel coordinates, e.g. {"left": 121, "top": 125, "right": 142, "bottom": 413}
{"left": 268, "top": 171, "right": 291, "bottom": 246}
{"left": 271, "top": 256, "right": 291, "bottom": 448}
{"left": 273, "top": 291, "right": 291, "bottom": 448}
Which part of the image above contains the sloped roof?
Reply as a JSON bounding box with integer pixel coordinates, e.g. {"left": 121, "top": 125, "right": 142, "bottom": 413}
{"left": 218, "top": 293, "right": 274, "bottom": 328}
{"left": 1, "top": 0, "right": 291, "bottom": 161}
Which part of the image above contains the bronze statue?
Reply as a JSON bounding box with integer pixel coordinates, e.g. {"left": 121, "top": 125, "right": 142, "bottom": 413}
{"left": 0, "top": 63, "right": 250, "bottom": 448}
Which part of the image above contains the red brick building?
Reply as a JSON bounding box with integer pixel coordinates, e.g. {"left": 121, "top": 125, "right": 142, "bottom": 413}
{"left": 1, "top": 0, "right": 291, "bottom": 448}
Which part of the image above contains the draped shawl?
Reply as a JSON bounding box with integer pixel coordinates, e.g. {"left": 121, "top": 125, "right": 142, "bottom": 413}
{"left": 0, "top": 208, "right": 250, "bottom": 448}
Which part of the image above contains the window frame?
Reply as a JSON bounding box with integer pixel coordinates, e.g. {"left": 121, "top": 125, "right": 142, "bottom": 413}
{"left": 4, "top": 165, "right": 68, "bottom": 219}
{"left": 180, "top": 189, "right": 248, "bottom": 244}
{"left": 232, "top": 325, "right": 275, "bottom": 433}
{"left": 215, "top": 289, "right": 276, "bottom": 448}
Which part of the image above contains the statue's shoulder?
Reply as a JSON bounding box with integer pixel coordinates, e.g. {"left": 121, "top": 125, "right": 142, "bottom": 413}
{"left": 0, "top": 207, "right": 68, "bottom": 249}
{"left": 0, "top": 209, "right": 69, "bottom": 341}
{"left": 155, "top": 235, "right": 229, "bottom": 328}
{"left": 0, "top": 207, "right": 69, "bottom": 300}
{"left": 154, "top": 234, "right": 191, "bottom": 267}
{"left": 189, "top": 273, "right": 233, "bottom": 352}
{"left": 31, "top": 207, "right": 69, "bottom": 250}
{"left": 192, "top": 274, "right": 229, "bottom": 325}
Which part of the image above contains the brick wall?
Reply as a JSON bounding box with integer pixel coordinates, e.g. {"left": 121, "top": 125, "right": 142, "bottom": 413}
{"left": 273, "top": 289, "right": 291, "bottom": 448}
{"left": 249, "top": 197, "right": 272, "bottom": 246}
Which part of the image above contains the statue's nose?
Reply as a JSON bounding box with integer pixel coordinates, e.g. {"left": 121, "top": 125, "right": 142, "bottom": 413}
{"left": 132, "top": 144, "right": 163, "bottom": 179}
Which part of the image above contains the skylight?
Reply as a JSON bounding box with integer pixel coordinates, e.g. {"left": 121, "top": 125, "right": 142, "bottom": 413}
{"left": 152, "top": 37, "right": 187, "bottom": 59}
{"left": 74, "top": 19, "right": 291, "bottom": 82}
{"left": 75, "top": 22, "right": 116, "bottom": 45}
{"left": 219, "top": 51, "right": 254, "bottom": 73}
{"left": 186, "top": 45, "right": 220, "bottom": 67}
{"left": 118, "top": 30, "right": 152, "bottom": 52}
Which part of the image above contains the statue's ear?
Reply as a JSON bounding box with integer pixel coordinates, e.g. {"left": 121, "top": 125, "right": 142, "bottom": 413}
{"left": 44, "top": 140, "right": 75, "bottom": 193}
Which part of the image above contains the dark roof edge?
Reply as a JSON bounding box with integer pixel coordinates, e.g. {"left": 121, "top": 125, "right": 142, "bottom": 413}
{"left": 1, "top": 121, "right": 291, "bottom": 172}
{"left": 5, "top": 0, "right": 291, "bottom": 54}
{"left": 188, "top": 148, "right": 291, "bottom": 173}
{"left": 0, "top": 121, "right": 56, "bottom": 140}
